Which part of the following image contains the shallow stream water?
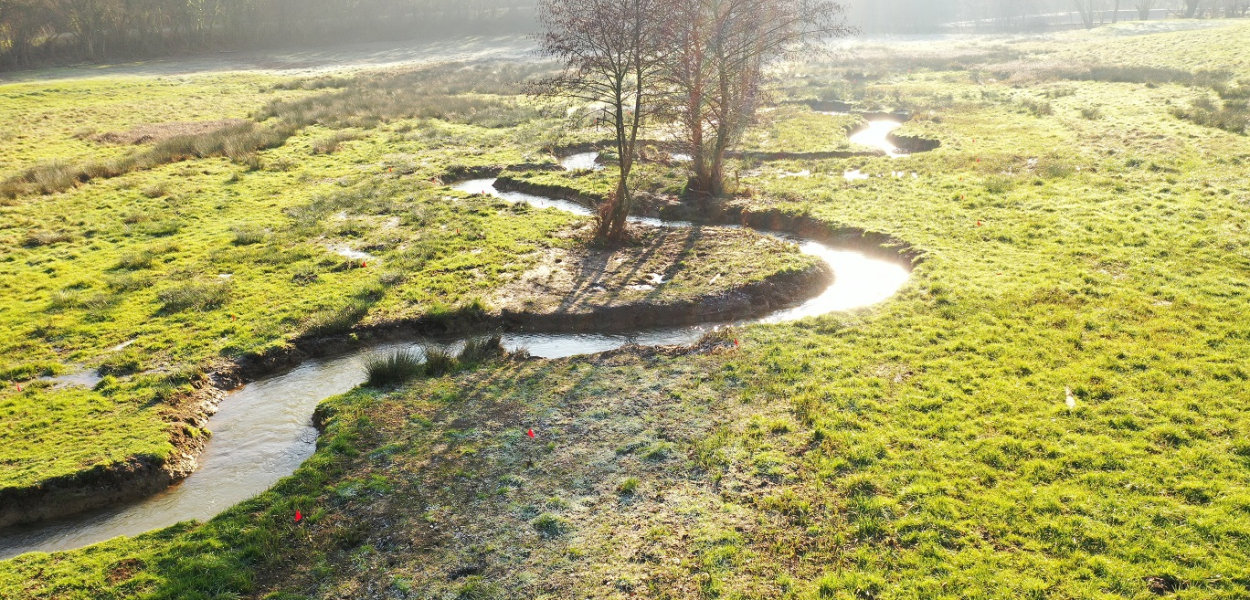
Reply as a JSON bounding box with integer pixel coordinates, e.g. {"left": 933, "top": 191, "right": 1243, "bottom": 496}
{"left": 847, "top": 119, "right": 908, "bottom": 158}
{"left": 0, "top": 173, "right": 910, "bottom": 560}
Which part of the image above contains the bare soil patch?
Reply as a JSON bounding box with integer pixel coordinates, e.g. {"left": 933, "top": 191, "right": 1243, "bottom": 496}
{"left": 489, "top": 225, "right": 823, "bottom": 322}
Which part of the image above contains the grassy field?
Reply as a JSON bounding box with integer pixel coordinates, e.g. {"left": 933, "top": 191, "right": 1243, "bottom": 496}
{"left": 2, "top": 19, "right": 1250, "bottom": 600}
{"left": 0, "top": 65, "right": 816, "bottom": 494}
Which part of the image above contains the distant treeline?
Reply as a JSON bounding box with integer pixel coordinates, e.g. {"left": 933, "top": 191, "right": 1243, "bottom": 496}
{"left": 845, "top": 0, "right": 1248, "bottom": 32}
{"left": 3, "top": 0, "right": 1248, "bottom": 68}
{"left": 0, "top": 0, "right": 538, "bottom": 69}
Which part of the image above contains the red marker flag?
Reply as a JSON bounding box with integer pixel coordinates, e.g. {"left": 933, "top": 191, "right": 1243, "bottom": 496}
{"left": 295, "top": 510, "right": 303, "bottom": 523}
{"left": 361, "top": 261, "right": 367, "bottom": 269}
{"left": 527, "top": 429, "right": 535, "bottom": 438}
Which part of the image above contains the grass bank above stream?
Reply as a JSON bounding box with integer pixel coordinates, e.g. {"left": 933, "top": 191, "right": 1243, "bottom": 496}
{"left": 3, "top": 19, "right": 1250, "bottom": 600}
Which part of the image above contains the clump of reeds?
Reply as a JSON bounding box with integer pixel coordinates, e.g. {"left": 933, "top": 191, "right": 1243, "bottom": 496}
{"left": 458, "top": 333, "right": 504, "bottom": 364}
{"left": 363, "top": 349, "right": 425, "bottom": 386}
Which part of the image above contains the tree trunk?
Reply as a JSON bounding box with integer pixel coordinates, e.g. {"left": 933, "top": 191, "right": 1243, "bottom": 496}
{"left": 1074, "top": 0, "right": 1095, "bottom": 28}
{"left": 598, "top": 96, "right": 633, "bottom": 243}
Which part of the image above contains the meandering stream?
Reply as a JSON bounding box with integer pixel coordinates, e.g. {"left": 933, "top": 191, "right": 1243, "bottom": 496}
{"left": 0, "top": 134, "right": 912, "bottom": 560}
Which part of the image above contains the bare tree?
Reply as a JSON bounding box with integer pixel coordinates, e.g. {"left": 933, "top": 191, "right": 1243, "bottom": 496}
{"left": 536, "top": 0, "right": 665, "bottom": 242}
{"left": 1135, "top": 0, "right": 1155, "bottom": 19}
{"left": 666, "top": 0, "right": 850, "bottom": 200}
{"left": 1072, "top": 0, "right": 1100, "bottom": 28}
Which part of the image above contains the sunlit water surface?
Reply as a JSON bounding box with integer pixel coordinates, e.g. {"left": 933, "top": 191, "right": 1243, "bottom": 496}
{"left": 847, "top": 119, "right": 908, "bottom": 158}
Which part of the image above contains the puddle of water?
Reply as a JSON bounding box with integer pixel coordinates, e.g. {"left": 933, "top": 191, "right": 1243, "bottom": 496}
{"left": 848, "top": 120, "right": 908, "bottom": 159}
{"left": 671, "top": 153, "right": 693, "bottom": 162}
{"left": 844, "top": 169, "right": 870, "bottom": 181}
{"left": 559, "top": 152, "right": 603, "bottom": 171}
{"left": 452, "top": 179, "right": 596, "bottom": 217}
{"left": 759, "top": 241, "right": 910, "bottom": 319}
{"left": 0, "top": 179, "right": 911, "bottom": 560}
{"left": 42, "top": 370, "right": 105, "bottom": 390}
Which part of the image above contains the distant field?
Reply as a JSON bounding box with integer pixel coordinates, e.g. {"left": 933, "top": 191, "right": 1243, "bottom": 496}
{"left": 3, "top": 19, "right": 1250, "bottom": 600}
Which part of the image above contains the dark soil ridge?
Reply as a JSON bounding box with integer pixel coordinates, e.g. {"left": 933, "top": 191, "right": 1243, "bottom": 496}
{"left": 730, "top": 148, "right": 886, "bottom": 160}
{"left": 546, "top": 141, "right": 888, "bottom": 163}
{"left": 491, "top": 175, "right": 926, "bottom": 266}
{"left": 887, "top": 131, "right": 942, "bottom": 153}
{"left": 492, "top": 175, "right": 702, "bottom": 223}
{"left": 0, "top": 190, "right": 880, "bottom": 530}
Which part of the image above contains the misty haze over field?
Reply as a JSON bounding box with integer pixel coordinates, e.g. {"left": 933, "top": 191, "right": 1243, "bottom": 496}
{"left": 1, "top": 0, "right": 1246, "bottom": 69}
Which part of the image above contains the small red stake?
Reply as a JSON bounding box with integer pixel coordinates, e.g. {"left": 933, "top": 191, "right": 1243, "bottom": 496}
{"left": 295, "top": 510, "right": 302, "bottom": 523}
{"left": 361, "top": 261, "right": 367, "bottom": 269}
{"left": 527, "top": 429, "right": 535, "bottom": 438}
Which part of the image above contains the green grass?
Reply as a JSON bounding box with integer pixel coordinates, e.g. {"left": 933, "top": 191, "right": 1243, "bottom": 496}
{"left": 0, "top": 64, "right": 812, "bottom": 493}
{"left": 3, "top": 19, "right": 1250, "bottom": 600}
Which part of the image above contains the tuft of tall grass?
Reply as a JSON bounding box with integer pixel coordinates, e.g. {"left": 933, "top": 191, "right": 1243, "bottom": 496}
{"left": 310, "top": 131, "right": 361, "bottom": 155}
{"left": 0, "top": 122, "right": 299, "bottom": 199}
{"left": 617, "top": 477, "right": 640, "bottom": 495}
{"left": 97, "top": 348, "right": 145, "bottom": 376}
{"left": 458, "top": 333, "right": 504, "bottom": 364}
{"left": 363, "top": 349, "right": 425, "bottom": 387}
{"left": 23, "top": 230, "right": 76, "bottom": 247}
{"left": 158, "top": 281, "right": 231, "bottom": 312}
{"left": 1020, "top": 98, "right": 1053, "bottom": 117}
{"left": 115, "top": 250, "right": 155, "bottom": 270}
{"left": 531, "top": 513, "right": 572, "bottom": 538}
{"left": 984, "top": 175, "right": 1015, "bottom": 195}
{"left": 422, "top": 345, "right": 458, "bottom": 377}
{"left": 105, "top": 273, "right": 151, "bottom": 292}
{"left": 1172, "top": 96, "right": 1249, "bottom": 135}
{"left": 231, "top": 224, "right": 267, "bottom": 245}
{"left": 301, "top": 300, "right": 370, "bottom": 337}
